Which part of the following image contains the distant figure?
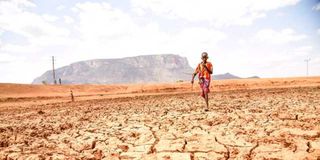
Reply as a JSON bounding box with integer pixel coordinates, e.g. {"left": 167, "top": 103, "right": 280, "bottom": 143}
{"left": 59, "top": 78, "right": 62, "bottom": 85}
{"left": 191, "top": 52, "right": 213, "bottom": 111}
{"left": 70, "top": 90, "right": 74, "bottom": 102}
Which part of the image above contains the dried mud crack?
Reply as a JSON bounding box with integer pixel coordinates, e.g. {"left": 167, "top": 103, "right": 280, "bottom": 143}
{"left": 0, "top": 86, "right": 320, "bottom": 159}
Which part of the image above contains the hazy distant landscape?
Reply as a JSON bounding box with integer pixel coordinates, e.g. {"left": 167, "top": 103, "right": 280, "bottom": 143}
{"left": 33, "top": 54, "right": 259, "bottom": 84}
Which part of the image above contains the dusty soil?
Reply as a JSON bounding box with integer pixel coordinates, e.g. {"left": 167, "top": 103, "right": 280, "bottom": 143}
{"left": 0, "top": 78, "right": 320, "bottom": 159}
{"left": 1, "top": 77, "right": 320, "bottom": 99}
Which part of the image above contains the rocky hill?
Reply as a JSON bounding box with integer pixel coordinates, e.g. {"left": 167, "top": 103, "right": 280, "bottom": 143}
{"left": 213, "top": 73, "right": 240, "bottom": 80}
{"left": 33, "top": 54, "right": 259, "bottom": 84}
{"left": 32, "top": 54, "right": 194, "bottom": 84}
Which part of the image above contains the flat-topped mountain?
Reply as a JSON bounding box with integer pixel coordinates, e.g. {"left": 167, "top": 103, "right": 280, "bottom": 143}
{"left": 32, "top": 54, "right": 194, "bottom": 84}
{"left": 32, "top": 54, "right": 259, "bottom": 84}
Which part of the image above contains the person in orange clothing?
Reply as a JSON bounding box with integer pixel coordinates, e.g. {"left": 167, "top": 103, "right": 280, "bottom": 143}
{"left": 191, "top": 52, "right": 213, "bottom": 111}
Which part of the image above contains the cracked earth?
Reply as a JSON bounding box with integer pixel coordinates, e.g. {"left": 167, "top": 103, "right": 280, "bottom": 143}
{"left": 0, "top": 86, "right": 320, "bottom": 159}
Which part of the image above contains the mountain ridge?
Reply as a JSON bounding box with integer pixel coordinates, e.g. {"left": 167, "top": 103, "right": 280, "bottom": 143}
{"left": 33, "top": 54, "right": 193, "bottom": 84}
{"left": 32, "top": 54, "right": 259, "bottom": 84}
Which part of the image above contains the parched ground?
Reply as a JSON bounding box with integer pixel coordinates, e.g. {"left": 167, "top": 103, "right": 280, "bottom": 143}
{"left": 0, "top": 86, "right": 320, "bottom": 159}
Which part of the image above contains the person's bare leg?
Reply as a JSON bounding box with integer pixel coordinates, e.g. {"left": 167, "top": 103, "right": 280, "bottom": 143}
{"left": 202, "top": 90, "right": 205, "bottom": 99}
{"left": 204, "top": 93, "right": 209, "bottom": 111}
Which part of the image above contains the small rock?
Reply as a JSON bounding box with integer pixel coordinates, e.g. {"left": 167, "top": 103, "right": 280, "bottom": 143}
{"left": 38, "top": 110, "right": 45, "bottom": 114}
{"left": 94, "top": 149, "right": 103, "bottom": 159}
{"left": 117, "top": 145, "right": 129, "bottom": 152}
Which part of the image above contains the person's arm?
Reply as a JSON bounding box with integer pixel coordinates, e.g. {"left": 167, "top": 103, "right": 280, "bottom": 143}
{"left": 191, "top": 72, "right": 197, "bottom": 84}
{"left": 191, "top": 65, "right": 199, "bottom": 84}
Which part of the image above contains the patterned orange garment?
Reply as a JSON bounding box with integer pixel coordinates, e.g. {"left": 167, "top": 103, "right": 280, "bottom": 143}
{"left": 195, "top": 62, "right": 213, "bottom": 81}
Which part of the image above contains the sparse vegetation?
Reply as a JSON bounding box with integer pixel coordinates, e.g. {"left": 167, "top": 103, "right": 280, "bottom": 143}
{"left": 176, "top": 80, "right": 184, "bottom": 83}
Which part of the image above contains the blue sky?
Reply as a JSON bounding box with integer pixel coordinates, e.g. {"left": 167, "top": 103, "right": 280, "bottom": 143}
{"left": 0, "top": 0, "right": 320, "bottom": 83}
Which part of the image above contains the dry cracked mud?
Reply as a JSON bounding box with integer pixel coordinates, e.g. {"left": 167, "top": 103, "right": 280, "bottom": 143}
{"left": 0, "top": 86, "right": 320, "bottom": 159}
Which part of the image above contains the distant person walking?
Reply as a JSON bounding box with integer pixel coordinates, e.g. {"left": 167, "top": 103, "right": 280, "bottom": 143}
{"left": 191, "top": 52, "right": 213, "bottom": 111}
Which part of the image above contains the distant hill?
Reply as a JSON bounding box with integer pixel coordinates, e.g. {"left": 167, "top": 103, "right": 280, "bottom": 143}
{"left": 213, "top": 73, "right": 260, "bottom": 80}
{"left": 32, "top": 54, "right": 194, "bottom": 84}
{"left": 246, "top": 76, "right": 260, "bottom": 79}
{"left": 213, "top": 73, "right": 241, "bottom": 80}
{"left": 32, "top": 54, "right": 259, "bottom": 84}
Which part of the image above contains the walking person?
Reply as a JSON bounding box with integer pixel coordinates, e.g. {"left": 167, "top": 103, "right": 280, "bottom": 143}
{"left": 191, "top": 52, "right": 213, "bottom": 111}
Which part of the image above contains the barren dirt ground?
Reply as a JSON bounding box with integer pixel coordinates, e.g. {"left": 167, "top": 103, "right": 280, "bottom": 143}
{"left": 1, "top": 86, "right": 320, "bottom": 159}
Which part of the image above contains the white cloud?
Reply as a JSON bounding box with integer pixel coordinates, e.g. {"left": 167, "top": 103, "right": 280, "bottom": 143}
{"left": 317, "top": 28, "right": 320, "bottom": 35}
{"left": 68, "top": 2, "right": 226, "bottom": 66}
{"left": 0, "top": 1, "right": 69, "bottom": 38}
{"left": 42, "top": 14, "right": 59, "bottom": 22}
{"left": 255, "top": 28, "right": 307, "bottom": 44}
{"left": 74, "top": 2, "right": 137, "bottom": 40}
{"left": 312, "top": 2, "right": 320, "bottom": 11}
{"left": 57, "top": 5, "right": 66, "bottom": 10}
{"left": 0, "top": 53, "right": 17, "bottom": 63}
{"left": 293, "top": 46, "right": 313, "bottom": 56}
{"left": 295, "top": 46, "right": 312, "bottom": 52}
{"left": 0, "top": 0, "right": 36, "bottom": 21}
{"left": 0, "top": 12, "right": 69, "bottom": 39}
{"left": 131, "top": 0, "right": 300, "bottom": 26}
{"left": 0, "top": 0, "right": 77, "bottom": 86}
{"left": 64, "top": 16, "right": 74, "bottom": 24}
{"left": 1, "top": 43, "right": 37, "bottom": 53}
{"left": 0, "top": 29, "right": 3, "bottom": 34}
{"left": 1, "top": 1, "right": 225, "bottom": 79}
{"left": 0, "top": 0, "right": 71, "bottom": 50}
{"left": 0, "top": 0, "right": 318, "bottom": 83}
{"left": 132, "top": 7, "right": 147, "bottom": 16}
